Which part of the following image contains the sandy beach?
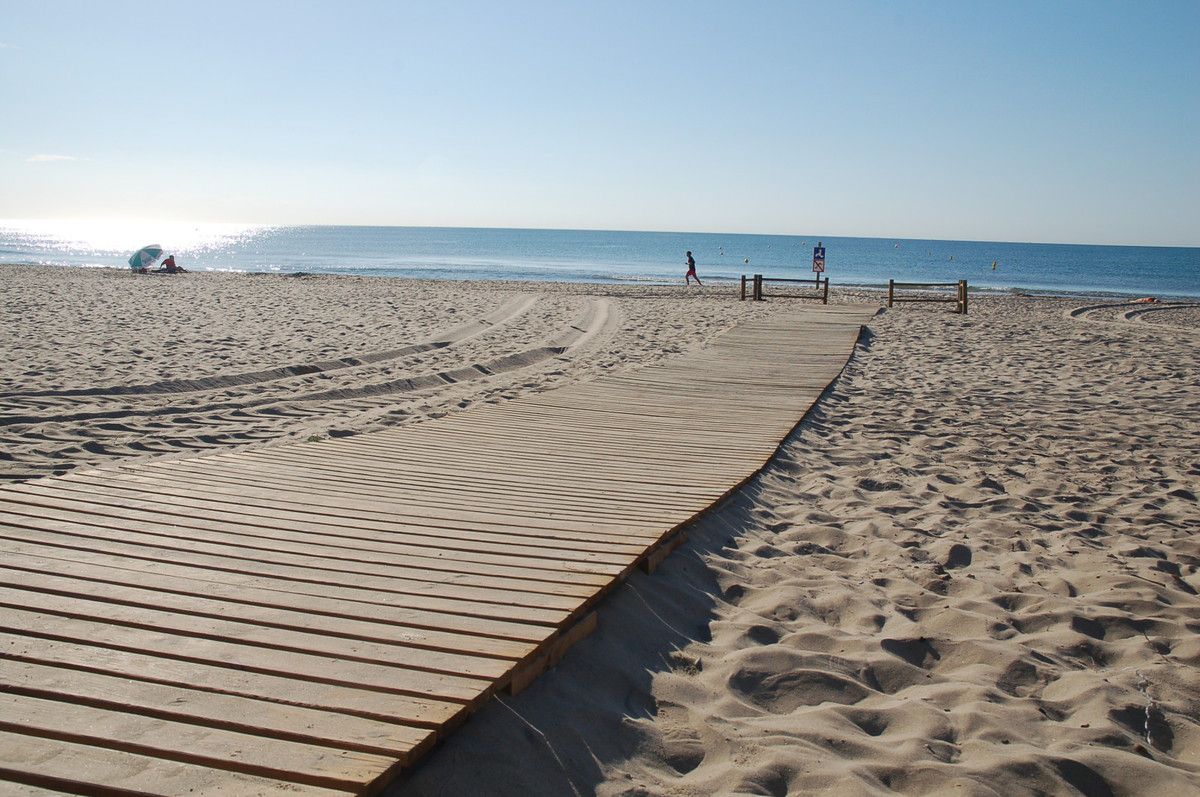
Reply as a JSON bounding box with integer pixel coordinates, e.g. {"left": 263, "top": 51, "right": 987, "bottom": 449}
{"left": 392, "top": 289, "right": 1200, "bottom": 794}
{"left": 0, "top": 265, "right": 783, "bottom": 481}
{"left": 2, "top": 265, "right": 1198, "bottom": 796}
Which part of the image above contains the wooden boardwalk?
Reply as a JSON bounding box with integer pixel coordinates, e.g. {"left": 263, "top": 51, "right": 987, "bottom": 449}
{"left": 0, "top": 304, "right": 876, "bottom": 796}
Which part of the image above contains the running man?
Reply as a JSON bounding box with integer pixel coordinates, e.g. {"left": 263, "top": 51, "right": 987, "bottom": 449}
{"left": 685, "top": 251, "right": 702, "bottom": 286}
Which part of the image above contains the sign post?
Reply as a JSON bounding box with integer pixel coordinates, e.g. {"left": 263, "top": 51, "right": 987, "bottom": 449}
{"left": 812, "top": 241, "right": 826, "bottom": 287}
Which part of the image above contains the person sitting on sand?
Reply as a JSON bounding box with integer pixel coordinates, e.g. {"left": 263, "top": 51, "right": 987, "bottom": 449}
{"left": 156, "top": 255, "right": 187, "bottom": 274}
{"left": 685, "top": 251, "right": 702, "bottom": 286}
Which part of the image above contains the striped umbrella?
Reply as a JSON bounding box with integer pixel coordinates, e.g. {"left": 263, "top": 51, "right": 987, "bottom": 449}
{"left": 128, "top": 244, "right": 163, "bottom": 271}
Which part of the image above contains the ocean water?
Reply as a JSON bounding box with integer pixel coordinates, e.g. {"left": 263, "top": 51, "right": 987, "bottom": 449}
{"left": 1, "top": 220, "right": 1197, "bottom": 298}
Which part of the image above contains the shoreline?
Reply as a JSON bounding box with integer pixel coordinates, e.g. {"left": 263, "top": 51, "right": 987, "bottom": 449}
{"left": 4, "top": 260, "right": 1199, "bottom": 302}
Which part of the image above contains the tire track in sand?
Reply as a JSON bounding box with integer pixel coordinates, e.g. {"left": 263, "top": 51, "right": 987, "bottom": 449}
{"left": 0, "top": 298, "right": 619, "bottom": 480}
{"left": 0, "top": 295, "right": 540, "bottom": 403}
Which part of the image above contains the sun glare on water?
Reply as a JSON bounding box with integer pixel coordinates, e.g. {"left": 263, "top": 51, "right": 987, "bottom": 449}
{"left": 0, "top": 218, "right": 269, "bottom": 257}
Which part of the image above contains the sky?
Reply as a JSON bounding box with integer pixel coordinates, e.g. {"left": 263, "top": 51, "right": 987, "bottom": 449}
{"left": 1, "top": 1, "right": 1197, "bottom": 246}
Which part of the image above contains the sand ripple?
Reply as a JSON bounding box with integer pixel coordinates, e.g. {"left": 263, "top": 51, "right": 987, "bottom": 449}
{"left": 393, "top": 295, "right": 1200, "bottom": 797}
{"left": 592, "top": 297, "right": 1200, "bottom": 796}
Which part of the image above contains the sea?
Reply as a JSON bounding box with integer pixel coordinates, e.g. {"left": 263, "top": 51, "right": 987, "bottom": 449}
{"left": 2, "top": 220, "right": 1197, "bottom": 299}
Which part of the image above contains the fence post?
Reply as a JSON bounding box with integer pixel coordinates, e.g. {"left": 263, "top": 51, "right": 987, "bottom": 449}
{"left": 753, "top": 274, "right": 763, "bottom": 301}
{"left": 959, "top": 279, "right": 968, "bottom": 314}
{"left": 740, "top": 274, "right": 746, "bottom": 301}
{"left": 822, "top": 276, "right": 829, "bottom": 304}
{"left": 888, "top": 279, "right": 894, "bottom": 308}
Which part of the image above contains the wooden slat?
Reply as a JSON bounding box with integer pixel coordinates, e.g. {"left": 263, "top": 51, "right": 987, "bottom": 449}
{"left": 0, "top": 496, "right": 627, "bottom": 580}
{"left": 0, "top": 632, "right": 464, "bottom": 728}
{"left": 0, "top": 304, "right": 876, "bottom": 794}
{"left": 0, "top": 605, "right": 491, "bottom": 705}
{"left": 1, "top": 660, "right": 435, "bottom": 760}
{"left": 0, "top": 519, "right": 601, "bottom": 600}
{"left": 0, "top": 589, "right": 508, "bottom": 685}
{"left": 136, "top": 464, "right": 686, "bottom": 525}
{"left": 47, "top": 474, "right": 666, "bottom": 540}
{"left": 0, "top": 564, "right": 536, "bottom": 660}
{"left": 0, "top": 536, "right": 571, "bottom": 626}
{"left": 0, "top": 730, "right": 354, "bottom": 797}
{"left": 0, "top": 551, "right": 552, "bottom": 643}
{"left": 0, "top": 485, "right": 646, "bottom": 564}
{"left": 0, "top": 694, "right": 387, "bottom": 793}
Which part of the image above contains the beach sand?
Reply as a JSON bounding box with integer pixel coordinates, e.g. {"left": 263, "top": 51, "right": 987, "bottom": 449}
{"left": 2, "top": 265, "right": 1198, "bottom": 795}
{"left": 0, "top": 264, "right": 780, "bottom": 481}
{"left": 392, "top": 296, "right": 1200, "bottom": 796}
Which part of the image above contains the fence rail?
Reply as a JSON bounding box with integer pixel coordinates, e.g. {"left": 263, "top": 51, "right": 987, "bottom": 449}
{"left": 888, "top": 279, "right": 969, "bottom": 314}
{"left": 741, "top": 274, "right": 829, "bottom": 304}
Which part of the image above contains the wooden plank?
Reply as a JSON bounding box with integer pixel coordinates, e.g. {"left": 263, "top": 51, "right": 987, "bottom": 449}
{"left": 0, "top": 496, "right": 628, "bottom": 580}
{"left": 0, "top": 526, "right": 586, "bottom": 614}
{"left": 302, "top": 443, "right": 768, "bottom": 485}
{"left": 2, "top": 483, "right": 649, "bottom": 562}
{"left": 235, "top": 445, "right": 740, "bottom": 490}
{"left": 506, "top": 612, "right": 598, "bottom": 696}
{"left": 0, "top": 517, "right": 604, "bottom": 598}
{"left": 192, "top": 439, "right": 734, "bottom": 489}
{"left": 51, "top": 473, "right": 666, "bottom": 540}
{"left": 0, "top": 586, "right": 512, "bottom": 682}
{"left": 366, "top": 422, "right": 772, "bottom": 458}
{"left": 252, "top": 443, "right": 758, "bottom": 489}
{"left": 154, "top": 452, "right": 719, "bottom": 508}
{"left": 0, "top": 605, "right": 491, "bottom": 705}
{"left": 0, "top": 564, "right": 535, "bottom": 661}
{"left": 139, "top": 463, "right": 692, "bottom": 524}
{"left": 0, "top": 536, "right": 571, "bottom": 627}
{"left": 0, "top": 785, "right": 71, "bottom": 797}
{"left": 0, "top": 632, "right": 465, "bottom": 729}
{"left": 0, "top": 550, "right": 552, "bottom": 644}
{"left": 0, "top": 730, "right": 354, "bottom": 797}
{"left": 0, "top": 660, "right": 436, "bottom": 760}
{"left": 640, "top": 531, "right": 690, "bottom": 575}
{"left": 0, "top": 693, "right": 392, "bottom": 792}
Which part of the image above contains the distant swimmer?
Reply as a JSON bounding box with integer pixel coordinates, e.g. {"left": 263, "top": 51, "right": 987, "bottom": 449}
{"left": 744, "top": 257, "right": 750, "bottom": 264}
{"left": 992, "top": 260, "right": 998, "bottom": 270}
{"left": 685, "top": 251, "right": 702, "bottom": 286}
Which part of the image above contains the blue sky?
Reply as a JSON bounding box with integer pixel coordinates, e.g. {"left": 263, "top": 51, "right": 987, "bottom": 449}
{"left": 2, "top": 1, "right": 1197, "bottom": 245}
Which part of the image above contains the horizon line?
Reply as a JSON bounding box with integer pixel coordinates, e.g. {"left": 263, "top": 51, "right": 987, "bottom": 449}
{"left": 1, "top": 217, "right": 1197, "bottom": 250}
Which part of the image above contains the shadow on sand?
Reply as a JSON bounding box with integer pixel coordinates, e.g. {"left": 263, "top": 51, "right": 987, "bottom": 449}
{"left": 387, "top": 484, "right": 770, "bottom": 797}
{"left": 389, "top": 325, "right": 873, "bottom": 797}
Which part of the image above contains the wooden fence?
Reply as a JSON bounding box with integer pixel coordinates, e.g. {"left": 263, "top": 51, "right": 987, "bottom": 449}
{"left": 741, "top": 274, "right": 829, "bottom": 304}
{"left": 887, "top": 279, "right": 969, "bottom": 314}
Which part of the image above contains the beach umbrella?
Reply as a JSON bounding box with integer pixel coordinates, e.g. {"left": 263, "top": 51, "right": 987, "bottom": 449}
{"left": 128, "top": 244, "right": 163, "bottom": 271}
